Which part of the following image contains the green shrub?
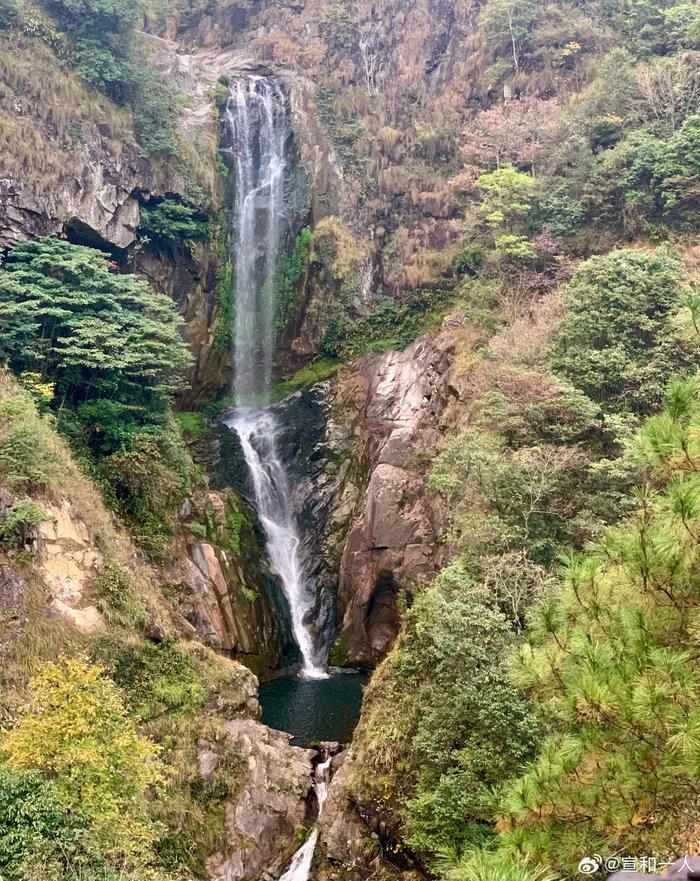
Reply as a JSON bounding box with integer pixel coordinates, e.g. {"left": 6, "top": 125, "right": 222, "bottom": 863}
{"left": 0, "top": 767, "right": 117, "bottom": 881}
{"left": 275, "top": 227, "right": 312, "bottom": 332}
{"left": 0, "top": 384, "right": 64, "bottom": 493}
{"left": 320, "top": 283, "right": 455, "bottom": 360}
{"left": 533, "top": 189, "right": 586, "bottom": 238}
{"left": 442, "top": 849, "right": 557, "bottom": 881}
{"left": 101, "top": 430, "right": 191, "bottom": 550}
{"left": 271, "top": 357, "right": 341, "bottom": 398}
{"left": 428, "top": 427, "right": 589, "bottom": 565}
{"left": 213, "top": 259, "right": 234, "bottom": 352}
{"left": 91, "top": 560, "right": 148, "bottom": 629}
{"left": 0, "top": 657, "right": 164, "bottom": 869}
{"left": 552, "top": 248, "right": 691, "bottom": 415}
{"left": 37, "top": 0, "right": 181, "bottom": 157}
{"left": 226, "top": 510, "right": 248, "bottom": 553}
{"left": 139, "top": 197, "right": 210, "bottom": 245}
{"left": 350, "top": 561, "right": 540, "bottom": 860}
{"left": 131, "top": 66, "right": 181, "bottom": 160}
{"left": 0, "top": 498, "right": 49, "bottom": 549}
{"left": 96, "top": 639, "right": 206, "bottom": 721}
{"left": 485, "top": 376, "right": 700, "bottom": 874}
{"left": 174, "top": 411, "right": 208, "bottom": 440}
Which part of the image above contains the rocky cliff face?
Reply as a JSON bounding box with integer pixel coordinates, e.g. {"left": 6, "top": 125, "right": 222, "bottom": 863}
{"left": 166, "top": 488, "right": 283, "bottom": 676}
{"left": 0, "top": 371, "right": 316, "bottom": 879}
{"left": 202, "top": 718, "right": 315, "bottom": 881}
{"left": 271, "top": 317, "right": 467, "bottom": 667}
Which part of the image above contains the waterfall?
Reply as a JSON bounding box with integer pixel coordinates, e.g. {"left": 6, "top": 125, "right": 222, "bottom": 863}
{"left": 278, "top": 755, "right": 333, "bottom": 881}
{"left": 223, "top": 77, "right": 327, "bottom": 679}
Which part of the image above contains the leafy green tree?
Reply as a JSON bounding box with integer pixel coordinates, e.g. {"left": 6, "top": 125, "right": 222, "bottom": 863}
{"left": 428, "top": 428, "right": 589, "bottom": 565}
{"left": 38, "top": 0, "right": 180, "bottom": 158}
{"left": 0, "top": 239, "right": 193, "bottom": 546}
{"left": 0, "top": 767, "right": 117, "bottom": 881}
{"left": 474, "top": 166, "right": 536, "bottom": 258}
{"left": 654, "top": 113, "right": 700, "bottom": 224}
{"left": 576, "top": 48, "right": 637, "bottom": 147}
{"left": 0, "top": 238, "right": 191, "bottom": 445}
{"left": 350, "top": 561, "right": 540, "bottom": 860}
{"left": 586, "top": 0, "right": 693, "bottom": 55}
{"left": 139, "top": 197, "right": 210, "bottom": 246}
{"left": 475, "top": 166, "right": 535, "bottom": 229}
{"left": 130, "top": 68, "right": 182, "bottom": 160}
{"left": 552, "top": 248, "right": 690, "bottom": 414}
{"left": 533, "top": 189, "right": 585, "bottom": 238}
{"left": 40, "top": 0, "right": 143, "bottom": 99}
{"left": 1, "top": 658, "right": 164, "bottom": 870}
{"left": 479, "top": 0, "right": 539, "bottom": 73}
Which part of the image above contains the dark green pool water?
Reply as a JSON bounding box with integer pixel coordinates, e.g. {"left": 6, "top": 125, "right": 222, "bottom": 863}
{"left": 259, "top": 671, "right": 368, "bottom": 745}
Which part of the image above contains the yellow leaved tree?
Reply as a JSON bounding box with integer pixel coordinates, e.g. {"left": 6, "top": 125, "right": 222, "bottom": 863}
{"left": 0, "top": 657, "right": 164, "bottom": 872}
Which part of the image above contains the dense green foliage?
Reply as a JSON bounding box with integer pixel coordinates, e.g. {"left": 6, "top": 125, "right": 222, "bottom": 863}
{"left": 0, "top": 238, "right": 194, "bottom": 550}
{"left": 552, "top": 249, "right": 691, "bottom": 414}
{"left": 40, "top": 0, "right": 142, "bottom": 97}
{"left": 213, "top": 258, "right": 234, "bottom": 352}
{"left": 139, "top": 197, "right": 210, "bottom": 247}
{"left": 92, "top": 636, "right": 250, "bottom": 876}
{"left": 0, "top": 239, "right": 190, "bottom": 429}
{"left": 351, "top": 562, "right": 540, "bottom": 857}
{"left": 351, "top": 242, "right": 697, "bottom": 873}
{"left": 0, "top": 767, "right": 118, "bottom": 881}
{"left": 321, "top": 282, "right": 456, "bottom": 360}
{"left": 275, "top": 226, "right": 312, "bottom": 332}
{"left": 28, "top": 0, "right": 181, "bottom": 157}
{"left": 0, "top": 498, "right": 49, "bottom": 549}
{"left": 482, "top": 376, "right": 700, "bottom": 875}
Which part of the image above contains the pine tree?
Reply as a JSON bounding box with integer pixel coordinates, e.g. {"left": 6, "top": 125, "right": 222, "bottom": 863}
{"left": 493, "top": 376, "right": 700, "bottom": 874}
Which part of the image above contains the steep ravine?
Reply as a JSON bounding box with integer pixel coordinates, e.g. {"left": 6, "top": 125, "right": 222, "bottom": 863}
{"left": 0, "top": 9, "right": 474, "bottom": 881}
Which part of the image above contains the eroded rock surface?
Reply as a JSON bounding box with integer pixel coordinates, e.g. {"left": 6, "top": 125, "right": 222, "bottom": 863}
{"left": 332, "top": 333, "right": 456, "bottom": 665}
{"left": 165, "top": 489, "right": 282, "bottom": 676}
{"left": 274, "top": 320, "right": 463, "bottom": 667}
{"left": 204, "top": 717, "right": 314, "bottom": 881}
{"left": 37, "top": 500, "right": 105, "bottom": 635}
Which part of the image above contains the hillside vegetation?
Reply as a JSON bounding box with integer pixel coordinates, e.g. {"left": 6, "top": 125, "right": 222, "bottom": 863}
{"left": 0, "top": 0, "right": 699, "bottom": 879}
{"left": 343, "top": 0, "right": 700, "bottom": 877}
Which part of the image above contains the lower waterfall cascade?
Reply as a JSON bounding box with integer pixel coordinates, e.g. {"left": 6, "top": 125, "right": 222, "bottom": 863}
{"left": 223, "top": 76, "right": 328, "bottom": 678}
{"left": 278, "top": 755, "right": 333, "bottom": 881}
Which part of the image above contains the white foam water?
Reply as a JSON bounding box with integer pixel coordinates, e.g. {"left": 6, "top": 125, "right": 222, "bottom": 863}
{"left": 223, "top": 77, "right": 327, "bottom": 678}
{"left": 278, "top": 756, "right": 333, "bottom": 881}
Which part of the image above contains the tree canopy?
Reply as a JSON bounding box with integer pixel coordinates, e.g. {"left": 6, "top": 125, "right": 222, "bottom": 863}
{"left": 0, "top": 658, "right": 163, "bottom": 871}
{"left": 0, "top": 238, "right": 191, "bottom": 443}
{"left": 552, "top": 249, "right": 691, "bottom": 414}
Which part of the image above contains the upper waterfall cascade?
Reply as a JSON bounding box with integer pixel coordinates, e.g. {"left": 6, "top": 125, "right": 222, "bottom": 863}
{"left": 223, "top": 77, "right": 327, "bottom": 678}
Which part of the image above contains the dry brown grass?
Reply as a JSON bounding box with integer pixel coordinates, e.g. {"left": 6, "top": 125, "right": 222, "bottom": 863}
{"left": 0, "top": 31, "right": 133, "bottom": 195}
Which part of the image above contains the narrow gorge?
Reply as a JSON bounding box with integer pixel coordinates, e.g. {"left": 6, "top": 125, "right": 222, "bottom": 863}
{"left": 1, "top": 1, "right": 700, "bottom": 880}
{"left": 222, "top": 76, "right": 328, "bottom": 679}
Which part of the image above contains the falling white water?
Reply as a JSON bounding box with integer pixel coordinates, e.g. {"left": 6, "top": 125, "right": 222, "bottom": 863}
{"left": 224, "top": 77, "right": 327, "bottom": 678}
{"left": 226, "top": 408, "right": 326, "bottom": 677}
{"left": 279, "top": 756, "right": 333, "bottom": 881}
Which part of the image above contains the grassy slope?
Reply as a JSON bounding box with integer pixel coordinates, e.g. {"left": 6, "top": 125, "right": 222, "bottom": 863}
{"left": 0, "top": 370, "right": 257, "bottom": 876}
